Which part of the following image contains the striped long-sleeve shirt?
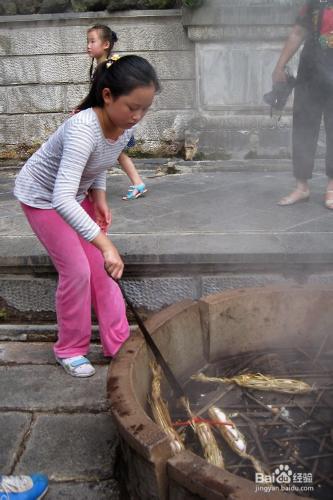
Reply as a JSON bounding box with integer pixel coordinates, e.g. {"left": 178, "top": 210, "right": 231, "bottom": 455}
{"left": 14, "top": 108, "right": 135, "bottom": 241}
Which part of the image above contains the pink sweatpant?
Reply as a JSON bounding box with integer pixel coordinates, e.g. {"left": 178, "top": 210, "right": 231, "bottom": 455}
{"left": 21, "top": 198, "right": 130, "bottom": 358}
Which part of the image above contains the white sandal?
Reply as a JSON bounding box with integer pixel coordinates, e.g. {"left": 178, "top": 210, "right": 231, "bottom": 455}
{"left": 277, "top": 189, "right": 310, "bottom": 206}
{"left": 56, "top": 355, "right": 96, "bottom": 378}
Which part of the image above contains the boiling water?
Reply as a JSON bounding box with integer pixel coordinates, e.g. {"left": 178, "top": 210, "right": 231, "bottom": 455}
{"left": 165, "top": 348, "right": 333, "bottom": 499}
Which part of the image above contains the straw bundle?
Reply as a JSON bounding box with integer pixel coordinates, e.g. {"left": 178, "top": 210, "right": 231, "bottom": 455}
{"left": 183, "top": 399, "right": 225, "bottom": 469}
{"left": 192, "top": 372, "right": 312, "bottom": 394}
{"left": 149, "top": 362, "right": 184, "bottom": 455}
{"left": 208, "top": 406, "right": 266, "bottom": 476}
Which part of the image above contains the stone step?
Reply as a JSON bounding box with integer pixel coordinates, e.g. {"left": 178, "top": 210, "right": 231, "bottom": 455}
{"left": 14, "top": 413, "right": 118, "bottom": 482}
{"left": 1, "top": 411, "right": 119, "bottom": 481}
{"left": 0, "top": 341, "right": 108, "bottom": 365}
{"left": 0, "top": 324, "right": 100, "bottom": 342}
{"left": 0, "top": 324, "right": 59, "bottom": 342}
{"left": 0, "top": 364, "right": 110, "bottom": 412}
{"left": 0, "top": 342, "right": 120, "bottom": 496}
{"left": 0, "top": 324, "right": 138, "bottom": 342}
{"left": 44, "top": 479, "right": 120, "bottom": 499}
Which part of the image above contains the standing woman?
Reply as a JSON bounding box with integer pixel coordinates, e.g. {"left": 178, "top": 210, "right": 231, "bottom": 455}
{"left": 14, "top": 55, "right": 160, "bottom": 377}
{"left": 275, "top": 0, "right": 333, "bottom": 207}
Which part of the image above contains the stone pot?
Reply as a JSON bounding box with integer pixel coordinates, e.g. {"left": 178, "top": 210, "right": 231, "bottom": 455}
{"left": 108, "top": 286, "right": 332, "bottom": 499}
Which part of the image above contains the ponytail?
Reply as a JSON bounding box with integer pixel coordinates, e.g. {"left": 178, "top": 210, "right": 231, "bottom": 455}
{"left": 77, "top": 55, "right": 160, "bottom": 111}
{"left": 89, "top": 59, "right": 94, "bottom": 82}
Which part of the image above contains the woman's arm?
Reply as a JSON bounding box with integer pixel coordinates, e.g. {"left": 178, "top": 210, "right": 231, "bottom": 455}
{"left": 272, "top": 24, "right": 307, "bottom": 83}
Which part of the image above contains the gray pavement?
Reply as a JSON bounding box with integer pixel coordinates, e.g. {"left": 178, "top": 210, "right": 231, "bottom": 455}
{"left": 1, "top": 165, "right": 333, "bottom": 497}
{"left": 1, "top": 167, "right": 333, "bottom": 267}
{"left": 0, "top": 343, "right": 120, "bottom": 498}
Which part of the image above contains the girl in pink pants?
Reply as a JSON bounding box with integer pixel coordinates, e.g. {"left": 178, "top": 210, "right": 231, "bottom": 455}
{"left": 14, "top": 55, "right": 160, "bottom": 377}
{"left": 21, "top": 198, "right": 128, "bottom": 360}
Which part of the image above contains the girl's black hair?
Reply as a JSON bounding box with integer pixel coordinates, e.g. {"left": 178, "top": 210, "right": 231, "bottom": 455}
{"left": 88, "top": 24, "right": 118, "bottom": 81}
{"left": 77, "top": 55, "right": 160, "bottom": 111}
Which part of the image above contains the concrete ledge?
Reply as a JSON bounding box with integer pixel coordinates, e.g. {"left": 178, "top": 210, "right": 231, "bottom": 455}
{"left": 2, "top": 170, "right": 333, "bottom": 314}
{"left": 0, "top": 158, "right": 326, "bottom": 175}
{"left": 187, "top": 25, "right": 291, "bottom": 42}
{"left": 2, "top": 232, "right": 333, "bottom": 268}
{"left": 182, "top": 0, "right": 303, "bottom": 26}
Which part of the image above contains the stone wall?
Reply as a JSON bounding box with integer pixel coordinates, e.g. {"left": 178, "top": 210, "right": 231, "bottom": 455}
{"left": 182, "top": 0, "right": 313, "bottom": 160}
{"left": 0, "top": 1, "right": 179, "bottom": 16}
{"left": 0, "top": 9, "right": 195, "bottom": 159}
{"left": 0, "top": 1, "right": 318, "bottom": 162}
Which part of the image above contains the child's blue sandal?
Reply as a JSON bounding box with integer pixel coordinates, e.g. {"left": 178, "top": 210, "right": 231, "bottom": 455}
{"left": 0, "top": 473, "right": 49, "bottom": 500}
{"left": 56, "top": 355, "right": 95, "bottom": 378}
{"left": 122, "top": 183, "right": 147, "bottom": 200}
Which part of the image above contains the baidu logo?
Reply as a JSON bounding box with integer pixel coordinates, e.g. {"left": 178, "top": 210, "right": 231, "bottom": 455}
{"left": 274, "top": 464, "right": 293, "bottom": 484}
{"left": 255, "top": 464, "right": 314, "bottom": 494}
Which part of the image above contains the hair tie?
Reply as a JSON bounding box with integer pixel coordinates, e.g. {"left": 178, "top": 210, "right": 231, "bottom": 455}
{"left": 106, "top": 54, "right": 121, "bottom": 69}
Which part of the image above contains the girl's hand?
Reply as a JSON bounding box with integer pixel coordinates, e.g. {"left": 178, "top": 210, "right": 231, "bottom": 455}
{"left": 103, "top": 245, "right": 124, "bottom": 280}
{"left": 95, "top": 201, "right": 112, "bottom": 233}
{"left": 89, "top": 189, "right": 112, "bottom": 233}
{"left": 91, "top": 230, "right": 124, "bottom": 279}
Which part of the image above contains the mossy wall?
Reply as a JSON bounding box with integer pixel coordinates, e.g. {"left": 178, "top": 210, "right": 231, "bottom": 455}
{"left": 0, "top": 9, "right": 195, "bottom": 160}
{"left": 0, "top": 0, "right": 181, "bottom": 16}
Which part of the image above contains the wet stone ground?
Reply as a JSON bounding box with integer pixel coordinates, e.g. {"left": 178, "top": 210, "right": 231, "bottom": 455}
{"left": 0, "top": 341, "right": 121, "bottom": 499}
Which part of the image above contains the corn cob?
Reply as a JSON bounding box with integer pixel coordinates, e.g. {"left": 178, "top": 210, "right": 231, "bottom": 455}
{"left": 149, "top": 362, "right": 184, "bottom": 455}
{"left": 149, "top": 363, "right": 224, "bottom": 466}
{"left": 192, "top": 372, "right": 312, "bottom": 394}
{"left": 208, "top": 406, "right": 266, "bottom": 476}
{"left": 183, "top": 399, "right": 225, "bottom": 469}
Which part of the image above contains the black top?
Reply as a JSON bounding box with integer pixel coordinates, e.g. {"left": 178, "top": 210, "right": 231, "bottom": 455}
{"left": 295, "top": 0, "right": 333, "bottom": 83}
{"left": 296, "top": 0, "right": 333, "bottom": 44}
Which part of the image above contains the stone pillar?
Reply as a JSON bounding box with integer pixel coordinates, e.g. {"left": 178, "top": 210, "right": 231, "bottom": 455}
{"left": 182, "top": 0, "right": 304, "bottom": 160}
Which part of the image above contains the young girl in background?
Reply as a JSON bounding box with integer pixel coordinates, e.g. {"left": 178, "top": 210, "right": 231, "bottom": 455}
{"left": 87, "top": 24, "right": 147, "bottom": 200}
{"left": 87, "top": 24, "right": 117, "bottom": 81}
{"left": 14, "top": 55, "right": 160, "bottom": 377}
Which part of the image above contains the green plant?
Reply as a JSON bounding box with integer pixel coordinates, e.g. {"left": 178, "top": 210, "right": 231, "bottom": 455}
{"left": 182, "top": 0, "right": 204, "bottom": 8}
{"left": 0, "top": 308, "right": 8, "bottom": 320}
